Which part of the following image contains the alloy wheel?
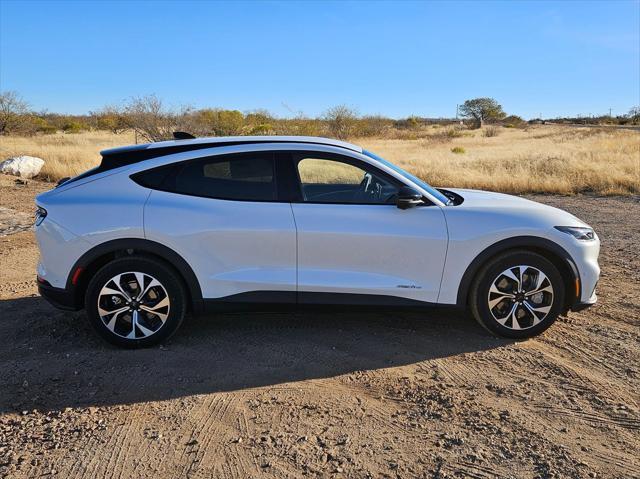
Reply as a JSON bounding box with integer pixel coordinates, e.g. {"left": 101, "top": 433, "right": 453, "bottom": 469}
{"left": 487, "top": 265, "right": 554, "bottom": 330}
{"left": 97, "top": 271, "right": 170, "bottom": 339}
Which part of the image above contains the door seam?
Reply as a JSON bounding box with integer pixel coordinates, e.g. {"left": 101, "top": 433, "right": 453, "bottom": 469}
{"left": 289, "top": 202, "right": 299, "bottom": 304}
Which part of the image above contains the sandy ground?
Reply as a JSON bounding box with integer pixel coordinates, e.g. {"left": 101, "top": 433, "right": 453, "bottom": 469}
{"left": 0, "top": 175, "right": 638, "bottom": 479}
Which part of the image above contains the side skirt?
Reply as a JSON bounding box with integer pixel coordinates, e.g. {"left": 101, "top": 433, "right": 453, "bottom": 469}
{"left": 201, "top": 291, "right": 462, "bottom": 314}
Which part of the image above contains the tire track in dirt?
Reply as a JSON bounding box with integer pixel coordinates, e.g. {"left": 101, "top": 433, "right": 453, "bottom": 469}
{"left": 544, "top": 322, "right": 639, "bottom": 380}
{"left": 538, "top": 405, "right": 640, "bottom": 431}
{"left": 524, "top": 339, "right": 639, "bottom": 416}
{"left": 181, "top": 394, "right": 245, "bottom": 478}
{"left": 96, "top": 407, "right": 142, "bottom": 479}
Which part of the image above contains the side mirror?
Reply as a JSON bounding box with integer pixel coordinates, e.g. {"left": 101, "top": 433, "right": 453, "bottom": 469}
{"left": 396, "top": 186, "right": 424, "bottom": 210}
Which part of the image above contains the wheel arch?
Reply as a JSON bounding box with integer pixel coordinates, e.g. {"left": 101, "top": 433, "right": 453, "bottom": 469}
{"left": 66, "top": 238, "right": 204, "bottom": 312}
{"left": 456, "top": 236, "right": 580, "bottom": 311}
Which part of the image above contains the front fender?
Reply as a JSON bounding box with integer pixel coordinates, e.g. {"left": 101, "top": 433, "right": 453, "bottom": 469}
{"left": 441, "top": 235, "right": 580, "bottom": 307}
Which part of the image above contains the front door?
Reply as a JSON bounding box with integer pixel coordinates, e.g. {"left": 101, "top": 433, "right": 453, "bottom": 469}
{"left": 289, "top": 151, "right": 448, "bottom": 304}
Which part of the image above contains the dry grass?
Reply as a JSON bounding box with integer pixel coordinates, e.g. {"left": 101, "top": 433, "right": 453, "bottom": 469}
{"left": 0, "top": 131, "right": 136, "bottom": 181}
{"left": 1, "top": 126, "right": 638, "bottom": 195}
{"left": 359, "top": 125, "right": 640, "bottom": 195}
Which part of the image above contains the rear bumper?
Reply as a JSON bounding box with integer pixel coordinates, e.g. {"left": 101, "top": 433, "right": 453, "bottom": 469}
{"left": 38, "top": 281, "right": 80, "bottom": 311}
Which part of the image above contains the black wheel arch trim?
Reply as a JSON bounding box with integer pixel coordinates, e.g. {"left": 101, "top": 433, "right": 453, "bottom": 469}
{"left": 456, "top": 236, "right": 581, "bottom": 308}
{"left": 66, "top": 238, "right": 204, "bottom": 312}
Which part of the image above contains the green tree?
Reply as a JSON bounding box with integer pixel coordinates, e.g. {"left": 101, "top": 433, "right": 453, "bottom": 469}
{"left": 459, "top": 98, "right": 506, "bottom": 128}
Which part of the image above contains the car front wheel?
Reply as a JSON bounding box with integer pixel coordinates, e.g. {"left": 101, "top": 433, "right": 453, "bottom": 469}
{"left": 85, "top": 256, "right": 187, "bottom": 348}
{"left": 470, "top": 251, "right": 565, "bottom": 339}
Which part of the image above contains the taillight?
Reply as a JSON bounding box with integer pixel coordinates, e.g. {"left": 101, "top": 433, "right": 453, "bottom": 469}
{"left": 35, "top": 206, "right": 47, "bottom": 226}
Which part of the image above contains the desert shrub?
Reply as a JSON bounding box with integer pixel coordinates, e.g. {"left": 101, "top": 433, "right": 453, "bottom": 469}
{"left": 62, "top": 120, "right": 89, "bottom": 133}
{"left": 245, "top": 109, "right": 274, "bottom": 135}
{"left": 323, "top": 105, "right": 358, "bottom": 139}
{"left": 193, "top": 109, "right": 244, "bottom": 136}
{"left": 248, "top": 123, "right": 273, "bottom": 135}
{"left": 451, "top": 146, "right": 466, "bottom": 154}
{"left": 483, "top": 126, "right": 501, "bottom": 137}
{"left": 429, "top": 127, "right": 464, "bottom": 143}
{"left": 354, "top": 116, "right": 392, "bottom": 137}
{"left": 503, "top": 115, "right": 525, "bottom": 128}
{"left": 31, "top": 116, "right": 56, "bottom": 134}
{"left": 245, "top": 109, "right": 273, "bottom": 125}
{"left": 95, "top": 109, "right": 128, "bottom": 134}
{"left": 446, "top": 128, "right": 464, "bottom": 138}
{"left": 394, "top": 116, "right": 422, "bottom": 130}
{"left": 215, "top": 110, "right": 244, "bottom": 136}
{"left": 274, "top": 118, "right": 324, "bottom": 136}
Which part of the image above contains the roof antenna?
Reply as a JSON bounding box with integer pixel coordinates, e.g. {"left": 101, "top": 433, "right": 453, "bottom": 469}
{"left": 173, "top": 131, "right": 196, "bottom": 140}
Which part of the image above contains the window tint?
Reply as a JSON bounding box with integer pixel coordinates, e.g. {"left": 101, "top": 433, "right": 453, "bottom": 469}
{"left": 295, "top": 156, "right": 398, "bottom": 204}
{"left": 168, "top": 154, "right": 276, "bottom": 201}
{"left": 131, "top": 164, "right": 176, "bottom": 189}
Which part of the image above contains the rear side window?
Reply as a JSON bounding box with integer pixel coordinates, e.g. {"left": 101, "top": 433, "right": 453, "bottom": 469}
{"left": 131, "top": 164, "right": 176, "bottom": 189}
{"left": 159, "top": 152, "right": 276, "bottom": 201}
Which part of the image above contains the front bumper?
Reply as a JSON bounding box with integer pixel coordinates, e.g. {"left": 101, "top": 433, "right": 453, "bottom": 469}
{"left": 571, "top": 299, "right": 596, "bottom": 312}
{"left": 38, "top": 280, "right": 80, "bottom": 311}
{"left": 569, "top": 280, "right": 597, "bottom": 312}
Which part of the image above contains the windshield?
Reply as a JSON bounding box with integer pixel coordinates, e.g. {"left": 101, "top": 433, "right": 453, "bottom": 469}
{"left": 363, "top": 150, "right": 451, "bottom": 205}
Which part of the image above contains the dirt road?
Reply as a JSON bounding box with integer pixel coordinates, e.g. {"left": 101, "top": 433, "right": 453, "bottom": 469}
{"left": 1, "top": 176, "right": 638, "bottom": 478}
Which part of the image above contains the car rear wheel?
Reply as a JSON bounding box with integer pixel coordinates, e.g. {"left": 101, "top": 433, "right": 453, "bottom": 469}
{"left": 85, "top": 256, "right": 187, "bottom": 348}
{"left": 470, "top": 251, "right": 565, "bottom": 339}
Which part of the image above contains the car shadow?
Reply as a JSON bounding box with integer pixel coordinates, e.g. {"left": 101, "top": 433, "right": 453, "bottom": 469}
{"left": 0, "top": 296, "right": 513, "bottom": 413}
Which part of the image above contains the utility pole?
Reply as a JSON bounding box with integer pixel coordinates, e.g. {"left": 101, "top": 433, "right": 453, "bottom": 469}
{"left": 455, "top": 104, "right": 459, "bottom": 119}
{"left": 609, "top": 107, "right": 612, "bottom": 117}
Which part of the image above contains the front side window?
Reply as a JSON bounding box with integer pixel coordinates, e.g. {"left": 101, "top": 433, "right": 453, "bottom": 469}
{"left": 165, "top": 153, "right": 276, "bottom": 201}
{"left": 295, "top": 155, "right": 399, "bottom": 204}
{"left": 363, "top": 149, "right": 451, "bottom": 205}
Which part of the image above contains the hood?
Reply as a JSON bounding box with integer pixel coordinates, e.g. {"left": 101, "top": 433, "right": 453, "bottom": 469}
{"left": 444, "top": 188, "right": 590, "bottom": 228}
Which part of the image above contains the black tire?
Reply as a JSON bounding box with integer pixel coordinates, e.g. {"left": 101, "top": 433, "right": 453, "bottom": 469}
{"left": 85, "top": 256, "right": 187, "bottom": 348}
{"left": 469, "top": 250, "right": 565, "bottom": 339}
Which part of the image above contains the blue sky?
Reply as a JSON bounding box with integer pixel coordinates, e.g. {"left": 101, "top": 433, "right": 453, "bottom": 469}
{"left": 1, "top": 0, "right": 638, "bottom": 119}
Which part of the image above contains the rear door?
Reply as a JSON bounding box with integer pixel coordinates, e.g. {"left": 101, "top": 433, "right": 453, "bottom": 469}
{"left": 288, "top": 151, "right": 448, "bottom": 304}
{"left": 143, "top": 151, "right": 297, "bottom": 302}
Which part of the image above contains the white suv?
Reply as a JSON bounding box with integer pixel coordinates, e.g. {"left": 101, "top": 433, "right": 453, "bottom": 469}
{"left": 35, "top": 136, "right": 600, "bottom": 347}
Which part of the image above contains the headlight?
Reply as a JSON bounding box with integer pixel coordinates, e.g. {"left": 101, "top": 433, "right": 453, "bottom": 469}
{"left": 554, "top": 226, "right": 595, "bottom": 241}
{"left": 35, "top": 206, "right": 47, "bottom": 226}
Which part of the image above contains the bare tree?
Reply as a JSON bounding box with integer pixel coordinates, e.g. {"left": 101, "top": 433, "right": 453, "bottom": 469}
{"left": 123, "top": 95, "right": 190, "bottom": 142}
{"left": 459, "top": 98, "right": 506, "bottom": 129}
{"left": 0, "top": 91, "right": 30, "bottom": 135}
{"left": 322, "top": 105, "right": 358, "bottom": 139}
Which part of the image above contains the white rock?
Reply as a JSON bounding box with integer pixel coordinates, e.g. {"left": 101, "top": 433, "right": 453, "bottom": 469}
{"left": 0, "top": 156, "right": 45, "bottom": 179}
